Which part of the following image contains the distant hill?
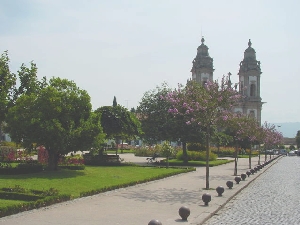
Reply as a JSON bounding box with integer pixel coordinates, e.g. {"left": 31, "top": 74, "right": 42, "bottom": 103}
{"left": 273, "top": 122, "right": 300, "bottom": 138}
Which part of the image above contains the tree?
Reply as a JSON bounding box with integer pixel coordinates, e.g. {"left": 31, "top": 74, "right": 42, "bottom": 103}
{"left": 0, "top": 51, "right": 16, "bottom": 139}
{"left": 137, "top": 83, "right": 175, "bottom": 144}
{"left": 296, "top": 130, "right": 300, "bottom": 149}
{"left": 0, "top": 51, "right": 47, "bottom": 142}
{"left": 5, "top": 77, "right": 104, "bottom": 170}
{"left": 14, "top": 62, "right": 47, "bottom": 101}
{"left": 165, "top": 76, "right": 241, "bottom": 189}
{"left": 113, "top": 96, "right": 117, "bottom": 107}
{"left": 137, "top": 82, "right": 203, "bottom": 163}
{"left": 261, "top": 122, "right": 283, "bottom": 160}
{"left": 96, "top": 105, "right": 142, "bottom": 154}
{"left": 225, "top": 114, "right": 262, "bottom": 173}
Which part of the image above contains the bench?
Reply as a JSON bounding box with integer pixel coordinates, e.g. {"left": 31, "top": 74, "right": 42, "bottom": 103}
{"left": 103, "top": 155, "right": 121, "bottom": 163}
{"left": 83, "top": 154, "right": 121, "bottom": 165}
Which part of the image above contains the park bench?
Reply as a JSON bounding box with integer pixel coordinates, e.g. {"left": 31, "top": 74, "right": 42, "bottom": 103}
{"left": 83, "top": 153, "right": 121, "bottom": 164}
{"left": 102, "top": 154, "right": 121, "bottom": 163}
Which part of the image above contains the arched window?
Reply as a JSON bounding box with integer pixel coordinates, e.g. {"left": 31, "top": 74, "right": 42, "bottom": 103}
{"left": 250, "top": 84, "right": 256, "bottom": 97}
{"left": 249, "top": 110, "right": 255, "bottom": 118}
{"left": 240, "top": 82, "right": 244, "bottom": 95}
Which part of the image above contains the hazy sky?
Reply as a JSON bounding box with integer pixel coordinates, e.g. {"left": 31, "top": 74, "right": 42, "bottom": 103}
{"left": 1, "top": 0, "right": 299, "bottom": 124}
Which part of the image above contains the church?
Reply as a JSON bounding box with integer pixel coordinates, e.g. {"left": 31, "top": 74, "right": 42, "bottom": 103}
{"left": 190, "top": 37, "right": 264, "bottom": 125}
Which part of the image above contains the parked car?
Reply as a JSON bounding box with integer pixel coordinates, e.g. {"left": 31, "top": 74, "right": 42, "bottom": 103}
{"left": 278, "top": 149, "right": 287, "bottom": 155}
{"left": 288, "top": 151, "right": 296, "bottom": 156}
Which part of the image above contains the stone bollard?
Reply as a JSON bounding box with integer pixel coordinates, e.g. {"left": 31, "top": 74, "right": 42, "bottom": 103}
{"left": 148, "top": 219, "right": 162, "bottom": 225}
{"left": 178, "top": 206, "right": 190, "bottom": 221}
{"left": 216, "top": 186, "right": 225, "bottom": 196}
{"left": 202, "top": 193, "right": 211, "bottom": 206}
{"left": 241, "top": 173, "right": 247, "bottom": 181}
{"left": 234, "top": 176, "right": 241, "bottom": 184}
{"left": 250, "top": 169, "right": 255, "bottom": 174}
{"left": 226, "top": 181, "right": 233, "bottom": 189}
{"left": 246, "top": 171, "right": 251, "bottom": 177}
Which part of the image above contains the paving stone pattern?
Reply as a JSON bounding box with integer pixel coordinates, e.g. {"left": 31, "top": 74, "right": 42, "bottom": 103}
{"left": 203, "top": 156, "right": 300, "bottom": 225}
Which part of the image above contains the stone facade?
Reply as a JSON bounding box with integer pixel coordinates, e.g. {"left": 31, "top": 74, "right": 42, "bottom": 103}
{"left": 235, "top": 39, "right": 264, "bottom": 125}
{"left": 191, "top": 38, "right": 264, "bottom": 124}
{"left": 191, "top": 37, "right": 214, "bottom": 85}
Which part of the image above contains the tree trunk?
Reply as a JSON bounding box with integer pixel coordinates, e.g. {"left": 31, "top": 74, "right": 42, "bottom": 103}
{"left": 182, "top": 141, "right": 188, "bottom": 164}
{"left": 205, "top": 133, "right": 210, "bottom": 190}
{"left": 258, "top": 149, "right": 260, "bottom": 166}
{"left": 115, "top": 137, "right": 120, "bottom": 155}
{"left": 249, "top": 147, "right": 252, "bottom": 169}
{"left": 264, "top": 149, "right": 267, "bottom": 162}
{"left": 121, "top": 140, "right": 124, "bottom": 154}
{"left": 47, "top": 149, "right": 59, "bottom": 171}
{"left": 0, "top": 123, "right": 2, "bottom": 142}
{"left": 166, "top": 156, "right": 169, "bottom": 169}
{"left": 234, "top": 145, "right": 238, "bottom": 176}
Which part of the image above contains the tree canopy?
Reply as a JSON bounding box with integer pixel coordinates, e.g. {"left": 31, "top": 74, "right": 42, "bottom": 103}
{"left": 95, "top": 105, "right": 142, "bottom": 151}
{"left": 5, "top": 77, "right": 104, "bottom": 170}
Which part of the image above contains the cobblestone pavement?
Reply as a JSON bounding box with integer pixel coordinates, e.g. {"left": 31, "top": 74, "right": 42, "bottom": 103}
{"left": 202, "top": 156, "right": 300, "bottom": 225}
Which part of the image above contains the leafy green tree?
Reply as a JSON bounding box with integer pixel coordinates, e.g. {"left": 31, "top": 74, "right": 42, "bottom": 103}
{"left": 96, "top": 105, "right": 142, "bottom": 154}
{"left": 289, "top": 145, "right": 295, "bottom": 150}
{"left": 296, "top": 130, "right": 300, "bottom": 148}
{"left": 5, "top": 77, "right": 104, "bottom": 170}
{"left": 14, "top": 62, "right": 47, "bottom": 99}
{"left": 0, "top": 51, "right": 16, "bottom": 138}
{"left": 0, "top": 51, "right": 47, "bottom": 141}
{"left": 137, "top": 83, "right": 174, "bottom": 144}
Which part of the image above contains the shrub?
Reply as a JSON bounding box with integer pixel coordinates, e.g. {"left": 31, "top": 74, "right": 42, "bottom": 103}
{"left": 187, "top": 143, "right": 206, "bottom": 151}
{"left": 134, "top": 145, "right": 160, "bottom": 157}
{"left": 134, "top": 144, "right": 180, "bottom": 158}
{"left": 211, "top": 147, "right": 235, "bottom": 156}
{"left": 176, "top": 150, "right": 217, "bottom": 161}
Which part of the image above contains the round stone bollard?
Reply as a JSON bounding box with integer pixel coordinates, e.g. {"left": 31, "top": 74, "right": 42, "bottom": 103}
{"left": 178, "top": 206, "right": 190, "bottom": 221}
{"left": 226, "top": 180, "right": 233, "bottom": 189}
{"left": 246, "top": 171, "right": 251, "bottom": 177}
{"left": 250, "top": 169, "right": 255, "bottom": 174}
{"left": 241, "top": 173, "right": 247, "bottom": 181}
{"left": 202, "top": 193, "right": 211, "bottom": 206}
{"left": 216, "top": 186, "right": 225, "bottom": 196}
{"left": 148, "top": 219, "right": 162, "bottom": 225}
{"left": 234, "top": 176, "right": 241, "bottom": 184}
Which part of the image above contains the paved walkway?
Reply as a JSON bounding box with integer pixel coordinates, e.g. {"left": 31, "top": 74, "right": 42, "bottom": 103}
{"left": 203, "top": 156, "right": 299, "bottom": 225}
{"left": 0, "top": 154, "right": 281, "bottom": 225}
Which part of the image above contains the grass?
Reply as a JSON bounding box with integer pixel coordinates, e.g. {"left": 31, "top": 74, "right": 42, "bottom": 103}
{"left": 0, "top": 199, "right": 28, "bottom": 207}
{"left": 165, "top": 159, "right": 233, "bottom": 167}
{"left": 0, "top": 165, "right": 193, "bottom": 199}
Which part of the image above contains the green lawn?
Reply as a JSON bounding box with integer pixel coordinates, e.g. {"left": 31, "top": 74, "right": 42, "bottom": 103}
{"left": 0, "top": 199, "right": 28, "bottom": 208}
{"left": 0, "top": 165, "right": 194, "bottom": 199}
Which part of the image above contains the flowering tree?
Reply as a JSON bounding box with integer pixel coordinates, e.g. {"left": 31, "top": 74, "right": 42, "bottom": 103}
{"left": 261, "top": 122, "right": 283, "bottom": 160}
{"left": 165, "top": 76, "right": 241, "bottom": 189}
{"left": 138, "top": 83, "right": 203, "bottom": 163}
{"left": 225, "top": 114, "right": 263, "bottom": 174}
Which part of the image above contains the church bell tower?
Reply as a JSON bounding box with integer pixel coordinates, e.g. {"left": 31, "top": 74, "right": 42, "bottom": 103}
{"left": 236, "top": 39, "right": 264, "bottom": 124}
{"left": 191, "top": 37, "right": 214, "bottom": 84}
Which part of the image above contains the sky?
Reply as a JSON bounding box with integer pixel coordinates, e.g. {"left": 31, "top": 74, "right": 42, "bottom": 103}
{"left": 1, "top": 0, "right": 300, "bottom": 125}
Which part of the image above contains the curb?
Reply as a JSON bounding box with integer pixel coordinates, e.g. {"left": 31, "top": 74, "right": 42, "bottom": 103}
{"left": 199, "top": 156, "right": 283, "bottom": 225}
